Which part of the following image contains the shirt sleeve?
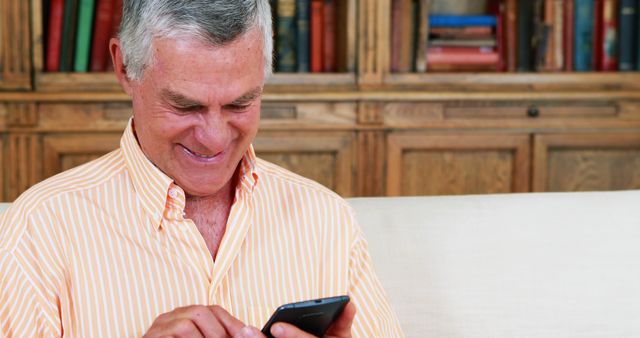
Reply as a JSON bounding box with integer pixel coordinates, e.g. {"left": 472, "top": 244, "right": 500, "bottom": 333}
{"left": 0, "top": 209, "right": 63, "bottom": 337}
{"left": 347, "top": 211, "right": 405, "bottom": 338}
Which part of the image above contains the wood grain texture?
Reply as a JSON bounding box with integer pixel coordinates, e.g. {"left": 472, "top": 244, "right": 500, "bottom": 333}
{"left": 357, "top": 131, "right": 386, "bottom": 196}
{"left": 386, "top": 133, "right": 530, "bottom": 196}
{"left": 42, "top": 134, "right": 121, "bottom": 180}
{"left": 533, "top": 133, "right": 640, "bottom": 192}
{"left": 253, "top": 131, "right": 355, "bottom": 196}
{"left": 7, "top": 134, "right": 41, "bottom": 200}
{"left": 0, "top": 0, "right": 31, "bottom": 90}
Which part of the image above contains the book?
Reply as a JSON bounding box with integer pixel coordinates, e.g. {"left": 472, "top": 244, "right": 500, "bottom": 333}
{"left": 429, "top": 15, "right": 497, "bottom": 27}
{"left": 90, "top": 0, "right": 115, "bottom": 72}
{"left": 276, "top": 0, "right": 297, "bottom": 72}
{"left": 45, "top": 0, "right": 65, "bottom": 72}
{"left": 574, "top": 0, "right": 594, "bottom": 71}
{"left": 430, "top": 38, "right": 497, "bottom": 47}
{"left": 296, "top": 0, "right": 310, "bottom": 72}
{"left": 595, "top": 0, "right": 618, "bottom": 71}
{"left": 505, "top": 0, "right": 517, "bottom": 72}
{"left": 60, "top": 0, "right": 79, "bottom": 71}
{"left": 323, "top": 0, "right": 336, "bottom": 72}
{"left": 493, "top": 0, "right": 506, "bottom": 71}
{"left": 564, "top": 0, "right": 574, "bottom": 71}
{"left": 415, "top": 0, "right": 430, "bottom": 73}
{"left": 427, "top": 49, "right": 499, "bottom": 65}
{"left": 516, "top": 0, "right": 534, "bottom": 71}
{"left": 310, "top": 0, "right": 324, "bottom": 72}
{"left": 618, "top": 0, "right": 638, "bottom": 71}
{"left": 533, "top": 0, "right": 548, "bottom": 70}
{"left": 430, "top": 26, "right": 493, "bottom": 38}
{"left": 391, "top": 0, "right": 415, "bottom": 72}
{"left": 553, "top": 0, "right": 564, "bottom": 71}
{"left": 73, "top": 0, "right": 96, "bottom": 72}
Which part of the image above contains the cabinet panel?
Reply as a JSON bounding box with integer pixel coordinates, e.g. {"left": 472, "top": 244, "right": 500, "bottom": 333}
{"left": 42, "top": 134, "right": 121, "bottom": 180}
{"left": 0, "top": 0, "right": 31, "bottom": 90}
{"left": 253, "top": 131, "right": 355, "bottom": 196}
{"left": 533, "top": 133, "right": 640, "bottom": 192}
{"left": 387, "top": 133, "right": 530, "bottom": 196}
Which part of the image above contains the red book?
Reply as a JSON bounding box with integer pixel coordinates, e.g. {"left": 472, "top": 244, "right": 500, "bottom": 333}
{"left": 564, "top": 0, "right": 574, "bottom": 71}
{"left": 106, "top": 0, "right": 123, "bottom": 71}
{"left": 323, "top": 0, "right": 336, "bottom": 72}
{"left": 310, "top": 0, "right": 324, "bottom": 73}
{"left": 90, "top": 0, "right": 115, "bottom": 72}
{"left": 430, "top": 26, "right": 494, "bottom": 38}
{"left": 496, "top": 1, "right": 506, "bottom": 71}
{"left": 45, "top": 0, "right": 65, "bottom": 72}
{"left": 427, "top": 48, "right": 500, "bottom": 65}
{"left": 593, "top": 0, "right": 604, "bottom": 70}
{"left": 597, "top": 0, "right": 619, "bottom": 70}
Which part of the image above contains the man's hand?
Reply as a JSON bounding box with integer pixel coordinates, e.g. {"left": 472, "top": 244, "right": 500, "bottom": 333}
{"left": 268, "top": 302, "right": 356, "bottom": 338}
{"left": 143, "top": 305, "right": 252, "bottom": 338}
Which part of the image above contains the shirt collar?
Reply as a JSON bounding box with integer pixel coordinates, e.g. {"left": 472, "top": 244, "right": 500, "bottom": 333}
{"left": 121, "top": 118, "right": 260, "bottom": 230}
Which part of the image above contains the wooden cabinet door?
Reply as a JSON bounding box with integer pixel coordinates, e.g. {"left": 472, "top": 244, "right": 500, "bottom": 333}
{"left": 0, "top": 0, "right": 31, "bottom": 90}
{"left": 386, "top": 133, "right": 530, "bottom": 196}
{"left": 533, "top": 133, "right": 640, "bottom": 192}
{"left": 42, "top": 134, "right": 121, "bottom": 179}
{"left": 253, "top": 131, "right": 355, "bottom": 196}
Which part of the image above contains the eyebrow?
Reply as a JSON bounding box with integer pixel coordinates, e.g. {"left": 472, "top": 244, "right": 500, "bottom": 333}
{"left": 161, "top": 87, "right": 263, "bottom": 108}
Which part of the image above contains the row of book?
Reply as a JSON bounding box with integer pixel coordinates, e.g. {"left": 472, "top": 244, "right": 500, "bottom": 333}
{"left": 45, "top": 0, "right": 122, "bottom": 72}
{"left": 510, "top": 0, "right": 640, "bottom": 72}
{"left": 273, "top": 0, "right": 344, "bottom": 73}
{"left": 391, "top": 0, "right": 640, "bottom": 73}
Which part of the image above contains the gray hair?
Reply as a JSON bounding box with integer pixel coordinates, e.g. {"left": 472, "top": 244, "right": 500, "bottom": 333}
{"left": 118, "top": 0, "right": 273, "bottom": 80}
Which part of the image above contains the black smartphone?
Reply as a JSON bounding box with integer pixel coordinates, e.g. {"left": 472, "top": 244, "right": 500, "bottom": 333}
{"left": 261, "top": 295, "right": 350, "bottom": 338}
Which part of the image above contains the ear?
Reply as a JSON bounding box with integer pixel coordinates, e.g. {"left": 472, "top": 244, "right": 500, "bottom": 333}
{"left": 109, "top": 38, "right": 134, "bottom": 96}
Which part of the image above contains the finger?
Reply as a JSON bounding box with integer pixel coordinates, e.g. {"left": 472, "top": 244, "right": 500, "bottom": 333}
{"left": 145, "top": 317, "right": 205, "bottom": 338}
{"left": 325, "top": 302, "right": 356, "bottom": 337}
{"left": 234, "top": 325, "right": 267, "bottom": 338}
{"left": 270, "top": 322, "right": 316, "bottom": 338}
{"left": 208, "top": 305, "right": 247, "bottom": 336}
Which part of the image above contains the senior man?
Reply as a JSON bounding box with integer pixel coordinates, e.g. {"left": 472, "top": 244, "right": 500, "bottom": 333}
{"left": 0, "top": 1, "right": 403, "bottom": 337}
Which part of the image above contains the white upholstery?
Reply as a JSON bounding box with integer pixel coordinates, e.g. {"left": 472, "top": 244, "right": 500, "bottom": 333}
{"left": 3, "top": 190, "right": 639, "bottom": 337}
{"left": 347, "top": 191, "right": 640, "bottom": 338}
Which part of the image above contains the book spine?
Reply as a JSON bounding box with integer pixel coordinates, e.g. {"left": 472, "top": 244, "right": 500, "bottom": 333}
{"left": 564, "top": 0, "right": 575, "bottom": 71}
{"left": 533, "top": 0, "right": 547, "bottom": 70}
{"left": 73, "top": 0, "right": 96, "bottom": 72}
{"left": 276, "top": 0, "right": 297, "bottom": 72}
{"left": 517, "top": 0, "right": 534, "bottom": 71}
{"left": 543, "top": 0, "right": 555, "bottom": 71}
{"left": 60, "top": 0, "right": 79, "bottom": 72}
{"left": 90, "top": 0, "right": 114, "bottom": 72}
{"left": 505, "top": 0, "right": 517, "bottom": 72}
{"left": 414, "top": 0, "right": 429, "bottom": 73}
{"left": 553, "top": 0, "right": 565, "bottom": 71}
{"left": 310, "top": 0, "right": 324, "bottom": 72}
{"left": 429, "top": 15, "right": 498, "bottom": 27}
{"left": 574, "top": 0, "right": 594, "bottom": 70}
{"left": 599, "top": 0, "right": 619, "bottom": 70}
{"left": 427, "top": 51, "right": 499, "bottom": 65}
{"left": 397, "top": 0, "right": 415, "bottom": 72}
{"left": 390, "top": 0, "right": 402, "bottom": 72}
{"left": 46, "top": 0, "right": 65, "bottom": 72}
{"left": 323, "top": 0, "right": 336, "bottom": 72}
{"left": 296, "top": 0, "right": 310, "bottom": 72}
{"left": 618, "top": 0, "right": 638, "bottom": 70}
{"left": 495, "top": 0, "right": 506, "bottom": 71}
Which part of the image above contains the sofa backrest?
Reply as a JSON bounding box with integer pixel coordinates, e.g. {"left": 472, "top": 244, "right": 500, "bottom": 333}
{"left": 348, "top": 191, "right": 640, "bottom": 338}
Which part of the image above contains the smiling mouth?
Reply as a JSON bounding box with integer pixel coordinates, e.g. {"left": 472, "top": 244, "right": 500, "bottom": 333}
{"left": 180, "top": 145, "right": 222, "bottom": 160}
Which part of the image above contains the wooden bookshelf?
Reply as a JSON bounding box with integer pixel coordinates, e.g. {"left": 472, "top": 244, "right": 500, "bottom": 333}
{"left": 0, "top": 0, "right": 639, "bottom": 202}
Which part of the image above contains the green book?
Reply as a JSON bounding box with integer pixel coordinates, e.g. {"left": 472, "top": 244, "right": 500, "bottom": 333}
{"left": 276, "top": 0, "right": 297, "bottom": 72}
{"left": 73, "top": 0, "right": 96, "bottom": 72}
{"left": 60, "top": 0, "right": 80, "bottom": 72}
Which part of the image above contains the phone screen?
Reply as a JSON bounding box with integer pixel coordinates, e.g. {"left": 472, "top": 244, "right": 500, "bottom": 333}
{"left": 261, "top": 295, "right": 350, "bottom": 338}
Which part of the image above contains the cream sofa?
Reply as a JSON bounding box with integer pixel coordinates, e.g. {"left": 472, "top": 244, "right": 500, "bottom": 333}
{"left": 2, "top": 190, "right": 639, "bottom": 337}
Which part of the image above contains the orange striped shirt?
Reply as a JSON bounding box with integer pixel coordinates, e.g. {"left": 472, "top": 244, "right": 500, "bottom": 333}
{"left": 0, "top": 120, "right": 403, "bottom": 337}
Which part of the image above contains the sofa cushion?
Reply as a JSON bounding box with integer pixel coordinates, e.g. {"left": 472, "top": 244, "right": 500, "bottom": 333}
{"left": 348, "top": 191, "right": 640, "bottom": 338}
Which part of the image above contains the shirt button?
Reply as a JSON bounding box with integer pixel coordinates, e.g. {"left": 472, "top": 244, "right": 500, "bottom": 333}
{"left": 168, "top": 189, "right": 178, "bottom": 198}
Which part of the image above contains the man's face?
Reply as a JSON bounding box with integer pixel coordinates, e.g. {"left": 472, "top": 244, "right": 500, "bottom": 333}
{"left": 127, "top": 29, "right": 265, "bottom": 197}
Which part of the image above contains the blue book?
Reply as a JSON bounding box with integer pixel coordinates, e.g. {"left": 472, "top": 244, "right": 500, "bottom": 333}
{"left": 428, "top": 15, "right": 497, "bottom": 27}
{"left": 574, "top": 0, "right": 594, "bottom": 71}
{"left": 619, "top": 0, "right": 638, "bottom": 71}
{"left": 296, "top": 0, "right": 310, "bottom": 72}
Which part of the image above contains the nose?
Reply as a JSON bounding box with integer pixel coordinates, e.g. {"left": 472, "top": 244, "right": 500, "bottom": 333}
{"left": 192, "top": 107, "right": 228, "bottom": 152}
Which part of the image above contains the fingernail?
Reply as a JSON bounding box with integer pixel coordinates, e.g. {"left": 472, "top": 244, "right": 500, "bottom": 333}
{"left": 271, "top": 324, "right": 284, "bottom": 336}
